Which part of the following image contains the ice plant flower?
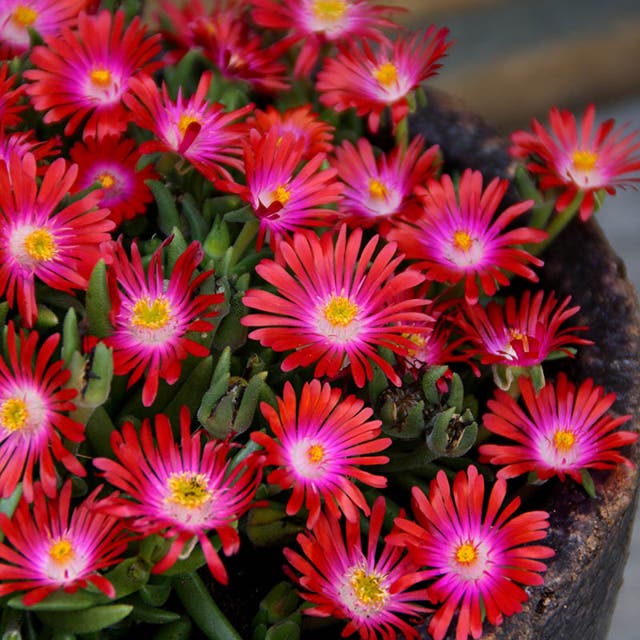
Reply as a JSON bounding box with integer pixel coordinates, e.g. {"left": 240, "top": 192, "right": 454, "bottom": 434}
{"left": 69, "top": 134, "right": 157, "bottom": 226}
{"left": 510, "top": 104, "right": 640, "bottom": 220}
{"left": 479, "top": 373, "right": 638, "bottom": 483}
{"left": 332, "top": 135, "right": 440, "bottom": 231}
{"left": 24, "top": 10, "right": 162, "bottom": 140}
{"left": 0, "top": 127, "right": 58, "bottom": 168}
{"left": 458, "top": 290, "right": 591, "bottom": 367}
{"left": 252, "top": 380, "right": 391, "bottom": 527}
{"left": 0, "top": 152, "right": 113, "bottom": 327}
{"left": 390, "top": 465, "right": 554, "bottom": 640}
{"left": 0, "top": 0, "right": 86, "bottom": 59}
{"left": 124, "top": 71, "right": 253, "bottom": 181}
{"left": 0, "top": 481, "right": 128, "bottom": 606}
{"left": 103, "top": 238, "right": 222, "bottom": 407}
{"left": 0, "top": 64, "right": 25, "bottom": 127}
{"left": 284, "top": 496, "right": 431, "bottom": 639}
{"left": 0, "top": 323, "right": 85, "bottom": 502}
{"left": 247, "top": 104, "right": 334, "bottom": 160}
{"left": 94, "top": 408, "right": 264, "bottom": 583}
{"left": 224, "top": 128, "right": 342, "bottom": 248}
{"left": 251, "top": 0, "right": 401, "bottom": 77}
{"left": 387, "top": 169, "right": 547, "bottom": 304}
{"left": 317, "top": 26, "right": 452, "bottom": 132}
{"left": 242, "top": 224, "right": 431, "bottom": 387}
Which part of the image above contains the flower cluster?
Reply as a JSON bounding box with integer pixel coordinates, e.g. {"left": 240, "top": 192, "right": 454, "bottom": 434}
{"left": 0, "top": 1, "right": 637, "bottom": 640}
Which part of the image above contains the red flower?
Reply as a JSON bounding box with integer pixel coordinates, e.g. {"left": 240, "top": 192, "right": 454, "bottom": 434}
{"left": 0, "top": 63, "right": 25, "bottom": 127}
{"left": 25, "top": 10, "right": 161, "bottom": 140}
{"left": 510, "top": 104, "right": 640, "bottom": 220}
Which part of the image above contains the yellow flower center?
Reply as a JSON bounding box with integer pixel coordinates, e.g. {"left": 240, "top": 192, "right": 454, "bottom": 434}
{"left": 509, "top": 329, "right": 530, "bottom": 352}
{"left": 572, "top": 150, "right": 598, "bottom": 172}
{"left": 373, "top": 61, "right": 398, "bottom": 87}
{"left": 12, "top": 5, "right": 38, "bottom": 27}
{"left": 272, "top": 185, "right": 291, "bottom": 206}
{"left": 98, "top": 171, "right": 116, "bottom": 190}
{"left": 306, "top": 444, "right": 325, "bottom": 464}
{"left": 166, "top": 472, "right": 212, "bottom": 508}
{"left": 89, "top": 68, "right": 112, "bottom": 87}
{"left": 453, "top": 230, "right": 474, "bottom": 252}
{"left": 368, "top": 178, "right": 388, "bottom": 199}
{"left": 312, "top": 0, "right": 347, "bottom": 21}
{"left": 24, "top": 228, "right": 56, "bottom": 262}
{"left": 131, "top": 296, "right": 172, "bottom": 330}
{"left": 323, "top": 295, "right": 358, "bottom": 327}
{"left": 554, "top": 429, "right": 576, "bottom": 452}
{"left": 455, "top": 542, "right": 478, "bottom": 565}
{"left": 178, "top": 114, "right": 201, "bottom": 136}
{"left": 0, "top": 397, "right": 28, "bottom": 432}
{"left": 49, "top": 539, "right": 74, "bottom": 564}
{"left": 349, "top": 568, "right": 387, "bottom": 607}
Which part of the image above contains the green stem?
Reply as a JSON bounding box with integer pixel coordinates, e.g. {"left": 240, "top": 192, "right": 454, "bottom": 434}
{"left": 230, "top": 219, "right": 260, "bottom": 268}
{"left": 531, "top": 191, "right": 584, "bottom": 256}
{"left": 172, "top": 572, "right": 242, "bottom": 640}
{"left": 394, "top": 115, "right": 409, "bottom": 153}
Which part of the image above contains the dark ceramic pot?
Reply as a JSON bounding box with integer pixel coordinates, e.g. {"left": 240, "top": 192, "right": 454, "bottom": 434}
{"left": 409, "top": 90, "right": 640, "bottom": 640}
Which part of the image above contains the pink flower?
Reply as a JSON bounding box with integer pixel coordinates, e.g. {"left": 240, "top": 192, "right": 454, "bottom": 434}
{"left": 387, "top": 169, "right": 546, "bottom": 304}
{"left": 103, "top": 238, "right": 222, "bottom": 407}
{"left": 0, "top": 152, "right": 113, "bottom": 327}
{"left": 284, "top": 496, "right": 430, "bottom": 639}
{"left": 0, "top": 324, "right": 85, "bottom": 502}
{"left": 252, "top": 379, "right": 390, "bottom": 527}
{"left": 479, "top": 373, "right": 638, "bottom": 483}
{"left": 242, "top": 224, "right": 431, "bottom": 387}
{"left": 317, "top": 27, "right": 452, "bottom": 132}
{"left": 0, "top": 481, "right": 128, "bottom": 606}
{"left": 332, "top": 135, "right": 440, "bottom": 231}
{"left": 510, "top": 104, "right": 640, "bottom": 220}
{"left": 25, "top": 10, "right": 162, "bottom": 140}
{"left": 94, "top": 408, "right": 264, "bottom": 584}
{"left": 124, "top": 71, "right": 252, "bottom": 181}
{"left": 390, "top": 465, "right": 554, "bottom": 640}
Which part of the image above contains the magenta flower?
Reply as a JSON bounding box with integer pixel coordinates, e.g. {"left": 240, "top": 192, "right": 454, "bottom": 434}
{"left": 0, "top": 152, "right": 114, "bottom": 327}
{"left": 458, "top": 290, "right": 592, "bottom": 367}
{"left": 390, "top": 465, "right": 554, "bottom": 640}
{"left": 387, "top": 169, "right": 547, "bottom": 304}
{"left": 103, "top": 238, "right": 222, "bottom": 407}
{"left": 332, "top": 135, "right": 440, "bottom": 231}
{"left": 0, "top": 481, "right": 128, "bottom": 606}
{"left": 24, "top": 10, "right": 162, "bottom": 140}
{"left": 510, "top": 104, "right": 640, "bottom": 220}
{"left": 242, "top": 224, "right": 431, "bottom": 387}
{"left": 0, "top": 324, "right": 85, "bottom": 502}
{"left": 479, "top": 373, "right": 638, "bottom": 483}
{"left": 284, "top": 496, "right": 431, "bottom": 640}
{"left": 94, "top": 408, "right": 264, "bottom": 584}
{"left": 252, "top": 379, "right": 390, "bottom": 527}
{"left": 124, "top": 71, "right": 253, "bottom": 181}
{"left": 317, "top": 27, "right": 452, "bottom": 132}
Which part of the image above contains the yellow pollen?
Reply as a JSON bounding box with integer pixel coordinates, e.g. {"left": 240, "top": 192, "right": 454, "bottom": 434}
{"left": 272, "top": 185, "right": 291, "bottom": 206}
{"left": 368, "top": 178, "right": 388, "bottom": 199}
{"left": 373, "top": 61, "right": 398, "bottom": 87}
{"left": 24, "top": 228, "right": 56, "bottom": 262}
{"left": 509, "top": 329, "right": 530, "bottom": 352}
{"left": 306, "top": 444, "right": 324, "bottom": 464}
{"left": 166, "top": 472, "right": 212, "bottom": 508}
{"left": 131, "top": 296, "right": 172, "bottom": 330}
{"left": 89, "top": 68, "right": 112, "bottom": 87}
{"left": 49, "top": 539, "right": 74, "bottom": 564}
{"left": 12, "top": 5, "right": 38, "bottom": 27}
{"left": 455, "top": 542, "right": 478, "bottom": 565}
{"left": 312, "top": 0, "right": 347, "bottom": 21}
{"left": 452, "top": 230, "right": 473, "bottom": 252}
{"left": 323, "top": 295, "right": 358, "bottom": 327}
{"left": 350, "top": 568, "right": 387, "bottom": 606}
{"left": 554, "top": 430, "right": 576, "bottom": 452}
{"left": 98, "top": 172, "right": 116, "bottom": 190}
{"left": 0, "top": 397, "right": 28, "bottom": 432}
{"left": 572, "top": 150, "right": 598, "bottom": 172}
{"left": 178, "top": 114, "right": 201, "bottom": 136}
